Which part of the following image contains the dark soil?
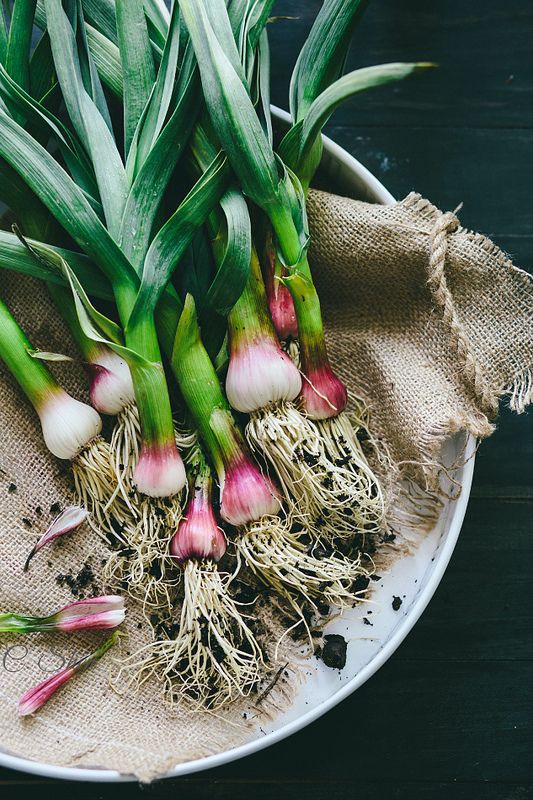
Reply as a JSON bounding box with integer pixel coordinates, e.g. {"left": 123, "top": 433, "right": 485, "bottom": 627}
{"left": 320, "top": 634, "right": 348, "bottom": 670}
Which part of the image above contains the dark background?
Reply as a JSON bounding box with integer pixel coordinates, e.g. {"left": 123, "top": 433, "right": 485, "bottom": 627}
{"left": 2, "top": 1, "right": 532, "bottom": 798}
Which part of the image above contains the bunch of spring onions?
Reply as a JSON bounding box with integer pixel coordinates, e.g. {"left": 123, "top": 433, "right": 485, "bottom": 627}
{"left": 0, "top": 0, "right": 431, "bottom": 708}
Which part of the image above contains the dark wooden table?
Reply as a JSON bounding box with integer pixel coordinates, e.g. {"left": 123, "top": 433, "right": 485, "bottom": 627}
{"left": 1, "top": 1, "right": 531, "bottom": 798}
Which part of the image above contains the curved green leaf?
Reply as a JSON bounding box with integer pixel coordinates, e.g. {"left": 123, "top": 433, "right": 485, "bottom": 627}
{"left": 205, "top": 187, "right": 251, "bottom": 315}
{"left": 282, "top": 63, "right": 436, "bottom": 188}
{"left": 0, "top": 64, "right": 100, "bottom": 205}
{"left": 59, "top": 252, "right": 151, "bottom": 367}
{"left": 44, "top": 0, "right": 128, "bottom": 236}
{"left": 289, "top": 0, "right": 368, "bottom": 123}
{"left": 0, "top": 229, "right": 112, "bottom": 300}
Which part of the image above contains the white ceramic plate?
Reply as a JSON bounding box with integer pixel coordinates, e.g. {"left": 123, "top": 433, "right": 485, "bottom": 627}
{"left": 0, "top": 109, "right": 475, "bottom": 782}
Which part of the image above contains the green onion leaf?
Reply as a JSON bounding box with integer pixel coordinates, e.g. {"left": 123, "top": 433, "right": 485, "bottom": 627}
{"left": 281, "top": 62, "right": 436, "bottom": 189}
{"left": 29, "top": 32, "right": 56, "bottom": 102}
{"left": 0, "top": 230, "right": 112, "bottom": 300}
{"left": 44, "top": 0, "right": 128, "bottom": 238}
{"left": 0, "top": 3, "right": 7, "bottom": 64}
{"left": 128, "top": 0, "right": 182, "bottom": 177}
{"left": 5, "top": 0, "right": 37, "bottom": 93}
{"left": 85, "top": 22, "right": 123, "bottom": 96}
{"left": 0, "top": 64, "right": 101, "bottom": 206}
{"left": 205, "top": 187, "right": 251, "bottom": 316}
{"left": 252, "top": 29, "right": 272, "bottom": 144}
{"left": 231, "top": 0, "right": 275, "bottom": 76}
{"left": 0, "top": 108, "right": 135, "bottom": 284}
{"left": 120, "top": 64, "right": 200, "bottom": 268}
{"left": 73, "top": 0, "right": 114, "bottom": 132}
{"left": 81, "top": 0, "right": 117, "bottom": 45}
{"left": 12, "top": 232, "right": 129, "bottom": 356}
{"left": 144, "top": 0, "right": 170, "bottom": 49}
{"left": 178, "top": 0, "right": 280, "bottom": 212}
{"left": 115, "top": 0, "right": 155, "bottom": 155}
{"left": 289, "top": 0, "right": 368, "bottom": 123}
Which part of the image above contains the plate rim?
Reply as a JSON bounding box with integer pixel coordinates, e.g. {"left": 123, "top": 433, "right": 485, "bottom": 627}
{"left": 0, "top": 110, "right": 476, "bottom": 782}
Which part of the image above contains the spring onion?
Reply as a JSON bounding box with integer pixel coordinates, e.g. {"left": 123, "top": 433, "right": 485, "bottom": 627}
{"left": 0, "top": 293, "right": 101, "bottom": 459}
{"left": 0, "top": 595, "right": 125, "bottom": 633}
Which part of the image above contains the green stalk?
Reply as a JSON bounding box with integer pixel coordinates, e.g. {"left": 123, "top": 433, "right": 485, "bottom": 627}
{"left": 126, "top": 314, "right": 175, "bottom": 450}
{"left": 170, "top": 295, "right": 227, "bottom": 474}
{"left": 285, "top": 270, "right": 329, "bottom": 372}
{"left": 228, "top": 245, "right": 275, "bottom": 347}
{"left": 0, "top": 293, "right": 60, "bottom": 409}
{"left": 170, "top": 294, "right": 246, "bottom": 476}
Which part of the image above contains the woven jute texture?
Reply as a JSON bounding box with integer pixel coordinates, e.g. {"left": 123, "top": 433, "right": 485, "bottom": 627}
{"left": 308, "top": 190, "right": 532, "bottom": 487}
{"left": 0, "top": 190, "right": 531, "bottom": 781}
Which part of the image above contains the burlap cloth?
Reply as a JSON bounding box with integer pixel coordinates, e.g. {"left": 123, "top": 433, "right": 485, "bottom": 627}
{"left": 0, "top": 190, "right": 531, "bottom": 780}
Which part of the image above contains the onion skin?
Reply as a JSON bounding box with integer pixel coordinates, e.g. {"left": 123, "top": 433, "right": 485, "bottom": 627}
{"left": 300, "top": 365, "right": 348, "bottom": 420}
{"left": 171, "top": 483, "right": 226, "bottom": 563}
{"left": 133, "top": 440, "right": 186, "bottom": 498}
{"left": 226, "top": 336, "right": 301, "bottom": 413}
{"left": 38, "top": 390, "right": 102, "bottom": 460}
{"left": 220, "top": 454, "right": 281, "bottom": 527}
{"left": 87, "top": 349, "right": 135, "bottom": 415}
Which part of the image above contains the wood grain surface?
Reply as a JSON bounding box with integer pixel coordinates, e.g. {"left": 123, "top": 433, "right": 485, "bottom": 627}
{"left": 1, "top": 1, "right": 531, "bottom": 797}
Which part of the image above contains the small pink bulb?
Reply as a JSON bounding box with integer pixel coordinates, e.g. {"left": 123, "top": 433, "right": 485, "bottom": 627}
{"left": 54, "top": 596, "right": 125, "bottom": 632}
{"left": 220, "top": 456, "right": 281, "bottom": 527}
{"left": 171, "top": 490, "right": 226, "bottom": 563}
{"left": 226, "top": 336, "right": 301, "bottom": 413}
{"left": 268, "top": 282, "right": 298, "bottom": 341}
{"left": 18, "top": 632, "right": 118, "bottom": 715}
{"left": 133, "top": 441, "right": 186, "bottom": 498}
{"left": 18, "top": 666, "right": 76, "bottom": 716}
{"left": 300, "top": 365, "right": 348, "bottom": 420}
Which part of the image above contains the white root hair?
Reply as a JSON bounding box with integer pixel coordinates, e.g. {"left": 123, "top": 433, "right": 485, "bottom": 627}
{"left": 103, "top": 496, "right": 183, "bottom": 614}
{"left": 100, "top": 406, "right": 195, "bottom": 611}
{"left": 72, "top": 436, "right": 131, "bottom": 544}
{"left": 234, "top": 513, "right": 373, "bottom": 627}
{"left": 246, "top": 402, "right": 384, "bottom": 542}
{"left": 113, "top": 560, "right": 265, "bottom": 709}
